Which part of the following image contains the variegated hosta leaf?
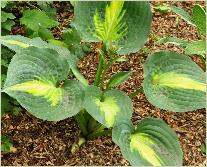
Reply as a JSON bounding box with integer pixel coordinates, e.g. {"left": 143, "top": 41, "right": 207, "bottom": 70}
{"left": 73, "top": 1, "right": 152, "bottom": 55}
{"left": 0, "top": 35, "right": 78, "bottom": 68}
{"left": 143, "top": 51, "right": 206, "bottom": 112}
{"left": 83, "top": 86, "right": 132, "bottom": 128}
{"left": 2, "top": 47, "right": 85, "bottom": 121}
{"left": 112, "top": 118, "right": 183, "bottom": 166}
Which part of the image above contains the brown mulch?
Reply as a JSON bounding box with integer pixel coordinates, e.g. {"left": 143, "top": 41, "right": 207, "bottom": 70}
{"left": 1, "top": 1, "right": 206, "bottom": 166}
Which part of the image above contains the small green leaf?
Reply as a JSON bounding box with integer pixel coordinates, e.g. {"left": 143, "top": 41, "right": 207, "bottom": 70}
{"left": 185, "top": 40, "right": 206, "bottom": 58}
{"left": 192, "top": 5, "right": 206, "bottom": 36}
{"left": 112, "top": 117, "right": 183, "bottom": 166}
{"left": 143, "top": 51, "right": 206, "bottom": 112}
{"left": 38, "top": 25, "right": 54, "bottom": 40}
{"left": 159, "top": 37, "right": 189, "bottom": 47}
{"left": 63, "top": 28, "right": 91, "bottom": 59}
{"left": 1, "top": 74, "right": 7, "bottom": 86}
{"left": 142, "top": 46, "right": 150, "bottom": 54}
{"left": 169, "top": 6, "right": 195, "bottom": 25}
{"left": 2, "top": 20, "right": 15, "bottom": 31}
{"left": 107, "top": 71, "right": 132, "bottom": 89}
{"left": 1, "top": 93, "right": 13, "bottom": 115}
{"left": 20, "top": 9, "right": 59, "bottom": 32}
{"left": 83, "top": 86, "right": 132, "bottom": 128}
{"left": 200, "top": 143, "right": 206, "bottom": 154}
{"left": 1, "top": 11, "right": 15, "bottom": 22}
{"left": 1, "top": 1, "right": 8, "bottom": 8}
{"left": 159, "top": 37, "right": 206, "bottom": 58}
{"left": 1, "top": 135, "right": 13, "bottom": 153}
{"left": 12, "top": 106, "right": 22, "bottom": 116}
{"left": 37, "top": 1, "right": 57, "bottom": 20}
{"left": 1, "top": 59, "right": 9, "bottom": 67}
{"left": 3, "top": 47, "right": 85, "bottom": 121}
{"left": 153, "top": 4, "right": 170, "bottom": 14}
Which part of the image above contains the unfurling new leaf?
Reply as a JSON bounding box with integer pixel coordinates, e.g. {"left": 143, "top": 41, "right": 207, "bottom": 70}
{"left": 73, "top": 1, "right": 152, "bottom": 54}
{"left": 93, "top": 1, "right": 128, "bottom": 44}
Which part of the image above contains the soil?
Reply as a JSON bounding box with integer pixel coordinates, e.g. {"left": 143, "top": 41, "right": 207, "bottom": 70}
{"left": 1, "top": 1, "right": 206, "bottom": 166}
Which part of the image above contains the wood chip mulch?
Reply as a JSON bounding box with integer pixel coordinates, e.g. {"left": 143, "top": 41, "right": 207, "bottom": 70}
{"left": 1, "top": 1, "right": 206, "bottom": 166}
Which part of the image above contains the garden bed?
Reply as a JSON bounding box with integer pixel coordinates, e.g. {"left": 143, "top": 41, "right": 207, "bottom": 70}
{"left": 1, "top": 1, "right": 206, "bottom": 166}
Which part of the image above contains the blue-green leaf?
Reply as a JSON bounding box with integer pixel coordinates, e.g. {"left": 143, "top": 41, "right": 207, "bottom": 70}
{"left": 112, "top": 118, "right": 183, "bottom": 166}
{"left": 83, "top": 86, "right": 132, "bottom": 128}
{"left": 143, "top": 51, "right": 206, "bottom": 112}
{"left": 73, "top": 1, "right": 152, "bottom": 55}
{"left": 3, "top": 47, "right": 85, "bottom": 121}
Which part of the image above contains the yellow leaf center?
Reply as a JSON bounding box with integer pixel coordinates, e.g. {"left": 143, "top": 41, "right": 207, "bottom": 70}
{"left": 95, "top": 96, "right": 120, "bottom": 127}
{"left": 130, "top": 133, "right": 164, "bottom": 166}
{"left": 152, "top": 72, "right": 206, "bottom": 92}
{"left": 5, "top": 80, "right": 62, "bottom": 106}
{"left": 3, "top": 39, "right": 31, "bottom": 48}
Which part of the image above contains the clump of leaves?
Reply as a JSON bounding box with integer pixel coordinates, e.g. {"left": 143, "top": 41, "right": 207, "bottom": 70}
{"left": 1, "top": 135, "right": 16, "bottom": 153}
{"left": 62, "top": 28, "right": 91, "bottom": 59}
{"left": 1, "top": 1, "right": 16, "bottom": 35}
{"left": 1, "top": 1, "right": 206, "bottom": 166}
{"left": 20, "top": 9, "right": 59, "bottom": 40}
{"left": 47, "top": 27, "right": 91, "bottom": 60}
{"left": 158, "top": 4, "right": 206, "bottom": 60}
{"left": 37, "top": 1, "right": 57, "bottom": 20}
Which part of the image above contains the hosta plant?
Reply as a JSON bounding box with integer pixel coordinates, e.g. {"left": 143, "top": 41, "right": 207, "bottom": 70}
{"left": 158, "top": 4, "right": 206, "bottom": 60}
{"left": 1, "top": 1, "right": 206, "bottom": 166}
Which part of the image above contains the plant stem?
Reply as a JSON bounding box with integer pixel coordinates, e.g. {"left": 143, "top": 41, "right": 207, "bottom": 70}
{"left": 74, "top": 111, "right": 88, "bottom": 137}
{"left": 86, "top": 129, "right": 112, "bottom": 140}
{"left": 95, "top": 124, "right": 106, "bottom": 132}
{"left": 94, "top": 44, "right": 107, "bottom": 86}
{"left": 100, "top": 50, "right": 117, "bottom": 98}
{"left": 94, "top": 57, "right": 103, "bottom": 86}
{"left": 129, "top": 86, "right": 143, "bottom": 99}
{"left": 88, "top": 117, "right": 99, "bottom": 132}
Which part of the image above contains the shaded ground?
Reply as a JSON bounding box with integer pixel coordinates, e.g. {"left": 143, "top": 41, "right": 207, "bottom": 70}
{"left": 1, "top": 1, "right": 206, "bottom": 166}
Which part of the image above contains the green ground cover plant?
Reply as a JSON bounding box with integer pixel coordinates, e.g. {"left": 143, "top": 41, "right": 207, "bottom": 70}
{"left": 1, "top": 1, "right": 16, "bottom": 35}
{"left": 1, "top": 1, "right": 206, "bottom": 166}
{"left": 158, "top": 4, "right": 206, "bottom": 60}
